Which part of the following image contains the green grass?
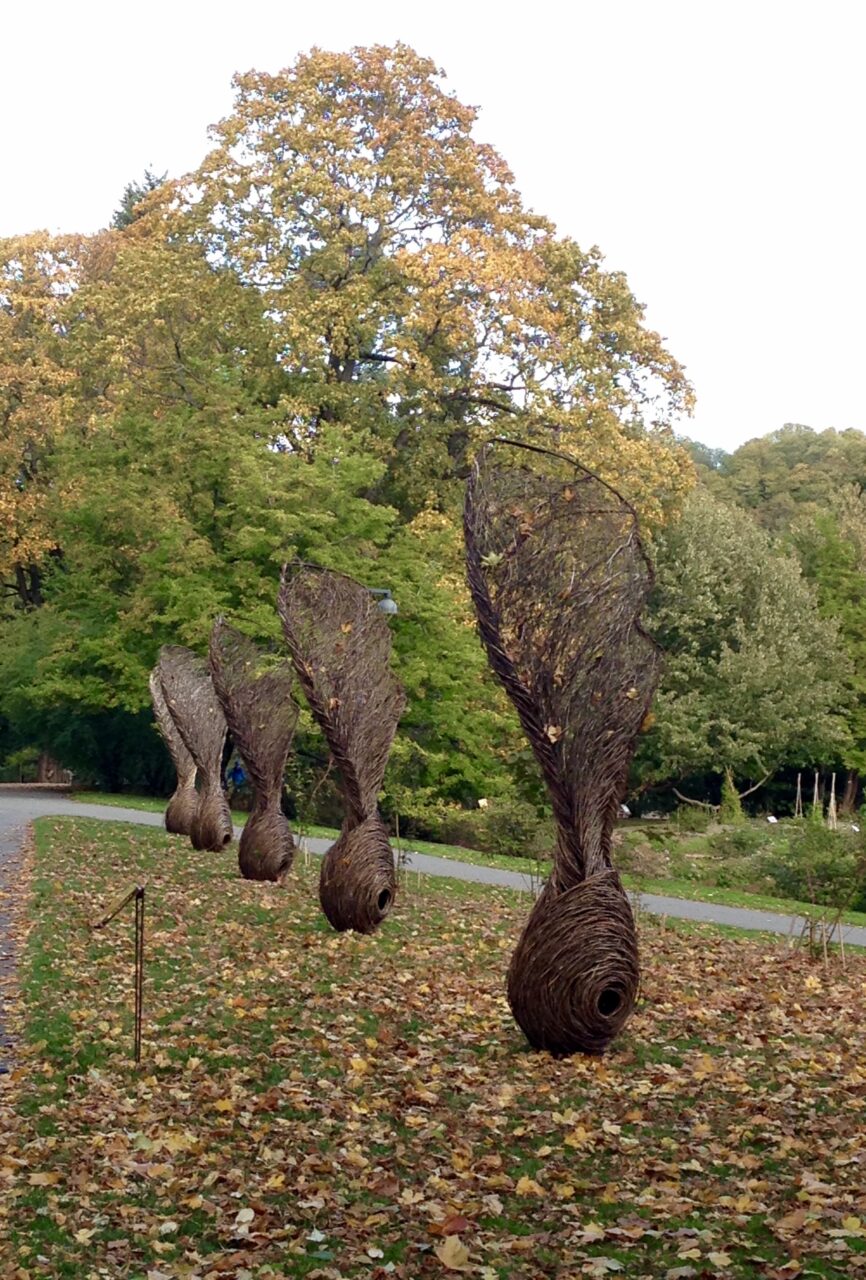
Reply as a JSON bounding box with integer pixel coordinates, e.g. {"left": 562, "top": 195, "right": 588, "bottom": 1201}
{"left": 2, "top": 815, "right": 864, "bottom": 1278}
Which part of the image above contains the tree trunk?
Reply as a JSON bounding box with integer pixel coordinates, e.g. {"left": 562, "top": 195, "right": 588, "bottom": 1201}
{"left": 840, "top": 769, "right": 860, "bottom": 816}
{"left": 36, "top": 753, "right": 64, "bottom": 783}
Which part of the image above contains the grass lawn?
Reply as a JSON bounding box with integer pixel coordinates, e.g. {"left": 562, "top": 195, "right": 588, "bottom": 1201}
{"left": 1, "top": 818, "right": 865, "bottom": 1277}
{"left": 70, "top": 792, "right": 866, "bottom": 929}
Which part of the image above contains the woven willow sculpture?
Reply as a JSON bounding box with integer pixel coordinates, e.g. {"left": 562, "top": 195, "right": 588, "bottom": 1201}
{"left": 278, "top": 564, "right": 406, "bottom": 934}
{"left": 209, "top": 619, "right": 299, "bottom": 883}
{"left": 464, "top": 441, "right": 661, "bottom": 1055}
{"left": 157, "top": 645, "right": 233, "bottom": 853}
{"left": 149, "top": 668, "right": 199, "bottom": 837}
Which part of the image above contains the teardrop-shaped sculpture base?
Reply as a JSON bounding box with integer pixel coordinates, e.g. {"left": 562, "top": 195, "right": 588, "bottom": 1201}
{"left": 319, "top": 815, "right": 396, "bottom": 934}
{"left": 238, "top": 804, "right": 295, "bottom": 883}
{"left": 164, "top": 783, "right": 199, "bottom": 838}
{"left": 507, "top": 870, "right": 639, "bottom": 1056}
{"left": 190, "top": 783, "right": 233, "bottom": 853}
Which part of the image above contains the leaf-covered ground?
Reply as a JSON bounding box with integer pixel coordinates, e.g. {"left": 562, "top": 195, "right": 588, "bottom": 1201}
{"left": 1, "top": 817, "right": 865, "bottom": 1280}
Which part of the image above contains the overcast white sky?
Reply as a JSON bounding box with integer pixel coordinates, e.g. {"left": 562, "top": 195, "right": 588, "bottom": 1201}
{"left": 3, "top": 0, "right": 863, "bottom": 451}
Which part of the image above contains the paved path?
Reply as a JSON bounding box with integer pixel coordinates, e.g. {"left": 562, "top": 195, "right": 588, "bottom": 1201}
{"left": 1, "top": 789, "right": 865, "bottom": 953}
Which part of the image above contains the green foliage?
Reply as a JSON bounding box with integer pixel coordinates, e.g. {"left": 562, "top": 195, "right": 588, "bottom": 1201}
{"left": 111, "top": 168, "right": 166, "bottom": 229}
{"left": 719, "top": 769, "right": 745, "bottom": 825}
{"left": 672, "top": 805, "right": 712, "bottom": 833}
{"left": 708, "top": 824, "right": 766, "bottom": 862}
{"left": 761, "top": 823, "right": 866, "bottom": 912}
{"left": 639, "top": 486, "right": 851, "bottom": 791}
{"left": 0, "top": 744, "right": 39, "bottom": 782}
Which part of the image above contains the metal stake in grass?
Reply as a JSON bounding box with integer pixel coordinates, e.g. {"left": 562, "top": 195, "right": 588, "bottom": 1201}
{"left": 90, "top": 885, "right": 146, "bottom": 1064}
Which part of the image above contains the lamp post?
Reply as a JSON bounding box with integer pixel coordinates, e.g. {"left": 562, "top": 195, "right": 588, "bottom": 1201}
{"left": 368, "top": 588, "right": 398, "bottom": 617}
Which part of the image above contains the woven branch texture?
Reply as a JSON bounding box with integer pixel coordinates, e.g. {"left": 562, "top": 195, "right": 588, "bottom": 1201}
{"left": 149, "top": 669, "right": 199, "bottom": 837}
{"left": 278, "top": 564, "right": 406, "bottom": 933}
{"left": 464, "top": 441, "right": 660, "bottom": 1055}
{"left": 209, "top": 619, "right": 298, "bottom": 883}
{"left": 157, "top": 645, "right": 233, "bottom": 853}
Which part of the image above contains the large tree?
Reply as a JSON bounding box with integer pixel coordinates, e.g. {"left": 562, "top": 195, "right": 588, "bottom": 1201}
{"left": 179, "top": 43, "right": 693, "bottom": 525}
{"left": 639, "top": 486, "right": 850, "bottom": 795}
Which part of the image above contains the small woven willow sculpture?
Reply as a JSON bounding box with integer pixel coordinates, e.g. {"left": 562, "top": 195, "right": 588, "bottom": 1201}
{"left": 464, "top": 441, "right": 661, "bottom": 1055}
{"left": 149, "top": 669, "right": 199, "bottom": 837}
{"left": 278, "top": 564, "right": 406, "bottom": 934}
{"left": 209, "top": 619, "right": 299, "bottom": 883}
{"left": 157, "top": 645, "right": 233, "bottom": 853}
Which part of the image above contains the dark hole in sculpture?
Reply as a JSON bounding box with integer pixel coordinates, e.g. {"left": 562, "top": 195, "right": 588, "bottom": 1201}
{"left": 377, "top": 889, "right": 392, "bottom": 914}
{"left": 221, "top": 832, "right": 232, "bottom": 847}
{"left": 598, "top": 988, "right": 621, "bottom": 1017}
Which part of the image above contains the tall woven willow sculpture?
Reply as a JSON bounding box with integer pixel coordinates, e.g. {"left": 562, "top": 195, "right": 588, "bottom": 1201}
{"left": 464, "top": 442, "right": 661, "bottom": 1055}
{"left": 157, "top": 645, "right": 233, "bottom": 853}
{"left": 148, "top": 669, "right": 199, "bottom": 837}
{"left": 209, "top": 619, "right": 299, "bottom": 883}
{"left": 278, "top": 564, "right": 406, "bottom": 934}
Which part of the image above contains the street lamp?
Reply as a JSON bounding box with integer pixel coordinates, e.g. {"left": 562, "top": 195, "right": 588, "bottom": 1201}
{"left": 368, "top": 587, "right": 398, "bottom": 617}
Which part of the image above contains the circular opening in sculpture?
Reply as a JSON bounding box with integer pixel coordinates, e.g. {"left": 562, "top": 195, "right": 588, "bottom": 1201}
{"left": 598, "top": 988, "right": 621, "bottom": 1017}
{"left": 221, "top": 832, "right": 232, "bottom": 847}
{"left": 377, "top": 889, "right": 392, "bottom": 914}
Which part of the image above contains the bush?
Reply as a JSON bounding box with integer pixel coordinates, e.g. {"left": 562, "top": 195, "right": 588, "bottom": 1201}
{"left": 761, "top": 824, "right": 866, "bottom": 910}
{"left": 719, "top": 769, "right": 745, "bottom": 825}
{"left": 708, "top": 826, "right": 766, "bottom": 860}
{"left": 481, "top": 798, "right": 551, "bottom": 861}
{"left": 409, "top": 798, "right": 552, "bottom": 862}
{"left": 673, "top": 805, "right": 713, "bottom": 833}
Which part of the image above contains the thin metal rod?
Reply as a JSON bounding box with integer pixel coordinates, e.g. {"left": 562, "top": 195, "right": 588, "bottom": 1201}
{"left": 90, "top": 885, "right": 145, "bottom": 1064}
{"left": 134, "top": 887, "right": 145, "bottom": 1064}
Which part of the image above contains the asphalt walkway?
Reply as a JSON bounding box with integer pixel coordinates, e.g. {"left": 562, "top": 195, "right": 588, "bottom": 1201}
{"left": 1, "top": 788, "right": 865, "bottom": 951}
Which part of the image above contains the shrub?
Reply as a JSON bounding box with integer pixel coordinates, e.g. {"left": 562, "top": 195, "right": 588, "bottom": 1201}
{"left": 719, "top": 769, "right": 745, "bottom": 825}
{"left": 409, "top": 798, "right": 552, "bottom": 862}
{"left": 709, "top": 826, "right": 766, "bottom": 860}
{"left": 673, "top": 805, "right": 713, "bottom": 833}
{"left": 481, "top": 798, "right": 551, "bottom": 861}
{"left": 761, "top": 824, "right": 866, "bottom": 911}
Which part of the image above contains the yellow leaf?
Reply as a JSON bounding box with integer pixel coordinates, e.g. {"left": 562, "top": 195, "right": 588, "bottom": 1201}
{"left": 213, "top": 1098, "right": 234, "bottom": 1113}
{"left": 515, "top": 1175, "right": 545, "bottom": 1197}
{"left": 29, "top": 1171, "right": 61, "bottom": 1186}
{"left": 435, "top": 1235, "right": 470, "bottom": 1270}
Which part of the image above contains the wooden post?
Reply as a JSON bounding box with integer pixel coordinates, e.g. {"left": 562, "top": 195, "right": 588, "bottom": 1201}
{"left": 828, "top": 773, "right": 838, "bottom": 831}
{"left": 795, "top": 772, "right": 803, "bottom": 819}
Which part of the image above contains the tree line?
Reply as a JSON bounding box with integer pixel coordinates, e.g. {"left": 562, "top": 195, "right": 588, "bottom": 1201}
{"left": 0, "top": 44, "right": 860, "bottom": 834}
